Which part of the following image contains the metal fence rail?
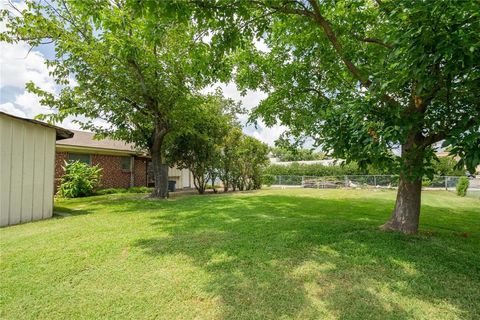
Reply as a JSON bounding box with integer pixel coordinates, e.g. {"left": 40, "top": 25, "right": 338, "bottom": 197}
{"left": 272, "top": 175, "right": 465, "bottom": 190}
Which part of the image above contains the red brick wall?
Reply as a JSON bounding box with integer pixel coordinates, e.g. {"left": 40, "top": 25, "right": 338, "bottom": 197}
{"left": 134, "top": 157, "right": 148, "bottom": 187}
{"left": 54, "top": 152, "right": 148, "bottom": 190}
{"left": 91, "top": 154, "right": 131, "bottom": 188}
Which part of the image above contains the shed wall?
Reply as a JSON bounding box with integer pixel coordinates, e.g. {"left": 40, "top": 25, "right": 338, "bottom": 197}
{"left": 0, "top": 115, "right": 56, "bottom": 227}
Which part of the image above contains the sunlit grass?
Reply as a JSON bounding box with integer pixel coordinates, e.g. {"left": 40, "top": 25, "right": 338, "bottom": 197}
{"left": 1, "top": 189, "right": 479, "bottom": 319}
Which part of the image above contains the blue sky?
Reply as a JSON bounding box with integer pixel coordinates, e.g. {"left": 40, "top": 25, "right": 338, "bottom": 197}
{"left": 0, "top": 1, "right": 285, "bottom": 146}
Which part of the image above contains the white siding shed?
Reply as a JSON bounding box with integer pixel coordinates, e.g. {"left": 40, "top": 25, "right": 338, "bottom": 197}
{"left": 0, "top": 112, "right": 73, "bottom": 227}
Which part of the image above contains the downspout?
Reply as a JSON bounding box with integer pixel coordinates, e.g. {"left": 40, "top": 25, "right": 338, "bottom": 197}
{"left": 130, "top": 156, "right": 134, "bottom": 188}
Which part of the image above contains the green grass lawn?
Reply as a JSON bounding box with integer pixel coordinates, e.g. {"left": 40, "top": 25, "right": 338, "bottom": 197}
{"left": 1, "top": 189, "right": 479, "bottom": 320}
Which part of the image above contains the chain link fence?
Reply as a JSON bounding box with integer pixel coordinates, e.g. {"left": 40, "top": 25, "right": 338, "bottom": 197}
{"left": 272, "top": 175, "right": 464, "bottom": 190}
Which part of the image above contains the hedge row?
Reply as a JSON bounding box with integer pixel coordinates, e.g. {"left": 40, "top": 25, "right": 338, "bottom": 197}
{"left": 265, "top": 157, "right": 464, "bottom": 177}
{"left": 264, "top": 162, "right": 368, "bottom": 177}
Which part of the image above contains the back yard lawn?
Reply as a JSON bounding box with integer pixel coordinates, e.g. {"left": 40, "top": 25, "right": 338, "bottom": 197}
{"left": 1, "top": 189, "right": 479, "bottom": 319}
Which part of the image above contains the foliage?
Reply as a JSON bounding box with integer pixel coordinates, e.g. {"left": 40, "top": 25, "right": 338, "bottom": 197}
{"left": 57, "top": 161, "right": 102, "bottom": 198}
{"left": 270, "top": 138, "right": 325, "bottom": 161}
{"left": 262, "top": 174, "right": 276, "bottom": 186}
{"left": 270, "top": 147, "right": 325, "bottom": 162}
{"left": 218, "top": 127, "right": 243, "bottom": 192}
{"left": 212, "top": 0, "right": 480, "bottom": 177}
{"left": 232, "top": 135, "right": 270, "bottom": 191}
{"left": 456, "top": 177, "right": 470, "bottom": 197}
{"left": 167, "top": 92, "right": 239, "bottom": 194}
{"left": 2, "top": 189, "right": 480, "bottom": 319}
{"left": 0, "top": 0, "right": 218, "bottom": 198}
{"left": 432, "top": 157, "right": 466, "bottom": 176}
{"left": 167, "top": 92, "right": 269, "bottom": 194}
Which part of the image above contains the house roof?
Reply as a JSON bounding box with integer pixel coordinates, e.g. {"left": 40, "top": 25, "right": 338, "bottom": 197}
{"left": 0, "top": 111, "right": 74, "bottom": 140}
{"left": 56, "top": 130, "right": 144, "bottom": 154}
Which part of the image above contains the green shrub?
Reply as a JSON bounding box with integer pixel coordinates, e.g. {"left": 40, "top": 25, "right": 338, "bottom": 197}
{"left": 456, "top": 177, "right": 469, "bottom": 197}
{"left": 262, "top": 174, "right": 276, "bottom": 186}
{"left": 422, "top": 179, "right": 432, "bottom": 187}
{"left": 58, "top": 161, "right": 102, "bottom": 198}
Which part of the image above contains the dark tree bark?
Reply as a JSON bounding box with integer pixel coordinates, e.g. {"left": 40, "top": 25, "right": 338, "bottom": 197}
{"left": 211, "top": 175, "right": 217, "bottom": 193}
{"left": 380, "top": 173, "right": 422, "bottom": 234}
{"left": 193, "top": 173, "right": 206, "bottom": 194}
{"left": 380, "top": 132, "right": 425, "bottom": 234}
{"left": 150, "top": 124, "right": 169, "bottom": 198}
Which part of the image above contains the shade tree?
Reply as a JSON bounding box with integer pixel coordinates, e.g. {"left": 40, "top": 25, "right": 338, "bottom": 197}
{"left": 0, "top": 0, "right": 216, "bottom": 198}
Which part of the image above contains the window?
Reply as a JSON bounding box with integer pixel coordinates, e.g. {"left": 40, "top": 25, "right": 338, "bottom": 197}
{"left": 69, "top": 153, "right": 91, "bottom": 165}
{"left": 121, "top": 156, "right": 132, "bottom": 171}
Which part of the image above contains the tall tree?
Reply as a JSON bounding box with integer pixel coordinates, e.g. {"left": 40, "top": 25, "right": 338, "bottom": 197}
{"left": 181, "top": 0, "right": 480, "bottom": 233}
{"left": 0, "top": 0, "right": 214, "bottom": 198}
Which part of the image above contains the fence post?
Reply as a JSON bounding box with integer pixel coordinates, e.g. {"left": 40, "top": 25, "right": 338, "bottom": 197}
{"left": 301, "top": 176, "right": 304, "bottom": 187}
{"left": 374, "top": 175, "right": 377, "bottom": 188}
{"left": 445, "top": 176, "right": 448, "bottom": 190}
{"left": 279, "top": 175, "right": 282, "bottom": 186}
{"left": 344, "top": 175, "right": 348, "bottom": 188}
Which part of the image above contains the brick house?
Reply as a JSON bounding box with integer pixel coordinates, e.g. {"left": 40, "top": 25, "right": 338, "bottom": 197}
{"left": 55, "top": 130, "right": 193, "bottom": 190}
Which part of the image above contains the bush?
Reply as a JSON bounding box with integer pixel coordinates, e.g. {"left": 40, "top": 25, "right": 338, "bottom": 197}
{"left": 456, "top": 176, "right": 469, "bottom": 197}
{"left": 58, "top": 161, "right": 102, "bottom": 198}
{"left": 262, "top": 174, "right": 276, "bottom": 186}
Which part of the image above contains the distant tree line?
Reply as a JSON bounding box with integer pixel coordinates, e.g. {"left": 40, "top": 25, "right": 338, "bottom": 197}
{"left": 265, "top": 157, "right": 464, "bottom": 177}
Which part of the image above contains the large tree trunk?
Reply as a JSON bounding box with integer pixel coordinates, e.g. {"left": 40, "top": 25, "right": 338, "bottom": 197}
{"left": 380, "top": 136, "right": 425, "bottom": 234}
{"left": 150, "top": 125, "right": 169, "bottom": 198}
{"left": 380, "top": 173, "right": 422, "bottom": 234}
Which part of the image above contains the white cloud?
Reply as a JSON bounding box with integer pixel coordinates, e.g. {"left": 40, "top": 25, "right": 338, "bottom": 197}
{"left": 0, "top": 40, "right": 58, "bottom": 119}
{"left": 251, "top": 122, "right": 287, "bottom": 146}
{"left": 203, "top": 82, "right": 284, "bottom": 146}
{"left": 0, "top": 102, "right": 26, "bottom": 117}
{"left": 0, "top": 43, "right": 55, "bottom": 91}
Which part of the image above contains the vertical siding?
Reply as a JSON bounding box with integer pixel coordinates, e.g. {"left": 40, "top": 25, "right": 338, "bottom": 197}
{"left": 0, "top": 115, "right": 57, "bottom": 227}
{"left": 21, "top": 124, "right": 35, "bottom": 223}
{"left": 0, "top": 118, "right": 13, "bottom": 226}
{"left": 9, "top": 121, "right": 24, "bottom": 225}
{"left": 43, "top": 129, "right": 56, "bottom": 219}
{"left": 32, "top": 125, "right": 46, "bottom": 221}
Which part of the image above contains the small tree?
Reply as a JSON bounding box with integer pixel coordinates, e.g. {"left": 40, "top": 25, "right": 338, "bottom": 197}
{"left": 233, "top": 135, "right": 269, "bottom": 191}
{"left": 218, "top": 127, "right": 243, "bottom": 192}
{"left": 58, "top": 161, "right": 102, "bottom": 198}
{"left": 456, "top": 177, "right": 469, "bottom": 197}
{"left": 167, "top": 93, "right": 237, "bottom": 194}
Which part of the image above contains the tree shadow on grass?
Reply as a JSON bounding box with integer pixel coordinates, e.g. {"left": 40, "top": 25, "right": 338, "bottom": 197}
{"left": 53, "top": 205, "right": 94, "bottom": 218}
{"left": 131, "top": 193, "right": 480, "bottom": 319}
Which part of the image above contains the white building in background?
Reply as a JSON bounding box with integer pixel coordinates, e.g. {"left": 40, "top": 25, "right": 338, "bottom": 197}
{"left": 269, "top": 158, "right": 345, "bottom": 166}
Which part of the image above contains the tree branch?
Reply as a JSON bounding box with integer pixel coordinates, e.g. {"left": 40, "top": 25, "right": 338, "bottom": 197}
{"left": 127, "top": 58, "right": 156, "bottom": 110}
{"left": 352, "top": 35, "right": 393, "bottom": 49}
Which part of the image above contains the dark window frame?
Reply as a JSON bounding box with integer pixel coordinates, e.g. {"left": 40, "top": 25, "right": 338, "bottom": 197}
{"left": 68, "top": 153, "right": 91, "bottom": 165}
{"left": 121, "top": 156, "right": 132, "bottom": 172}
